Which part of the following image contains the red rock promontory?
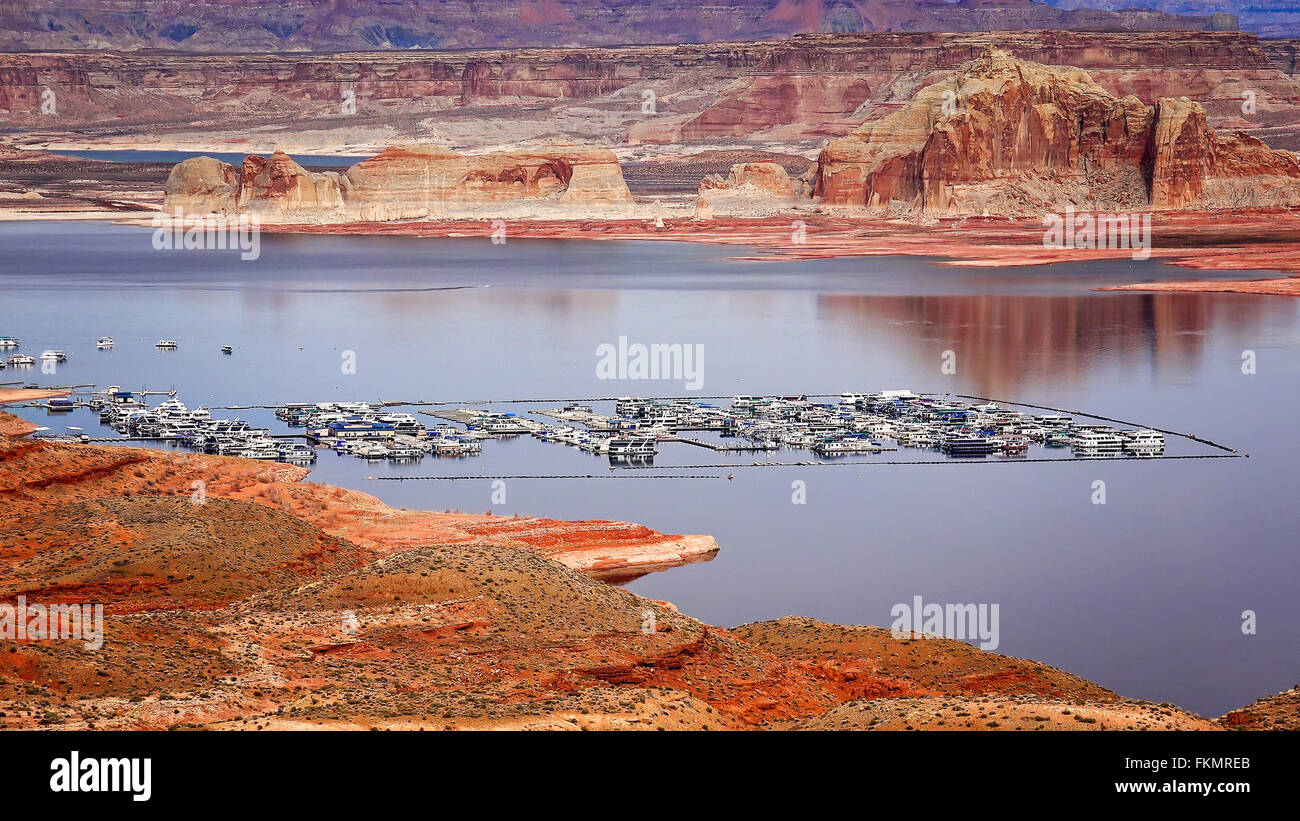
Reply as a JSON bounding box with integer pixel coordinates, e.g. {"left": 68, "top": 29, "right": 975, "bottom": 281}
{"left": 811, "top": 46, "right": 1300, "bottom": 215}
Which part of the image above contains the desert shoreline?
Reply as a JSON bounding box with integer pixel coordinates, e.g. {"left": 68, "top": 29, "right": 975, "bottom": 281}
{"left": 5, "top": 207, "right": 1300, "bottom": 297}
{"left": 0, "top": 405, "right": 1291, "bottom": 730}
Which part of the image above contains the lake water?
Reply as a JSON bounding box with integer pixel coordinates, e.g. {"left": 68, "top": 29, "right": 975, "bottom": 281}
{"left": 2, "top": 221, "right": 1297, "bottom": 717}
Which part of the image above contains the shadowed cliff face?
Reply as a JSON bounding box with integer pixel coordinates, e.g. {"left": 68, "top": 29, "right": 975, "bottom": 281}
{"left": 0, "top": 0, "right": 1227, "bottom": 52}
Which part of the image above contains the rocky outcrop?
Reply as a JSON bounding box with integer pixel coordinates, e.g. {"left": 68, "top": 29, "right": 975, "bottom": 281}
{"left": 1148, "top": 96, "right": 1300, "bottom": 209}
{"left": 811, "top": 47, "right": 1300, "bottom": 214}
{"left": 236, "top": 152, "right": 344, "bottom": 218}
{"left": 162, "top": 156, "right": 239, "bottom": 216}
{"left": 163, "top": 143, "right": 633, "bottom": 222}
{"left": 696, "top": 162, "right": 799, "bottom": 216}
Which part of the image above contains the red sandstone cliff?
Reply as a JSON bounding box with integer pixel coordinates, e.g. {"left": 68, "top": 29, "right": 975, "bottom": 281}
{"left": 164, "top": 143, "right": 633, "bottom": 222}
{"left": 811, "top": 46, "right": 1300, "bottom": 215}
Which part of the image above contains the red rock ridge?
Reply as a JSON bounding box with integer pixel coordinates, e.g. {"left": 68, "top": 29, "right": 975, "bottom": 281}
{"left": 163, "top": 143, "right": 633, "bottom": 222}
{"left": 811, "top": 46, "right": 1300, "bottom": 214}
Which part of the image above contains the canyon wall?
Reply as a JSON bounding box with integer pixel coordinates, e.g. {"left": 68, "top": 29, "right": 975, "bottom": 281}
{"left": 0, "top": 0, "right": 1226, "bottom": 53}
{"left": 0, "top": 31, "right": 1289, "bottom": 133}
{"left": 810, "top": 46, "right": 1300, "bottom": 215}
{"left": 165, "top": 144, "right": 633, "bottom": 222}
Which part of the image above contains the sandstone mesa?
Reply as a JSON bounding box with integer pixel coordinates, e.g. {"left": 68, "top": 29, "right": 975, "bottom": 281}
{"left": 166, "top": 143, "right": 633, "bottom": 222}
{"left": 810, "top": 46, "right": 1300, "bottom": 216}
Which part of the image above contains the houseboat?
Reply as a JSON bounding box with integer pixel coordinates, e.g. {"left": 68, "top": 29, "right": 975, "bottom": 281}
{"left": 607, "top": 436, "right": 658, "bottom": 458}
{"left": 96, "top": 337, "right": 114, "bottom": 348}
{"left": 356, "top": 443, "right": 391, "bottom": 459}
{"left": 812, "top": 438, "right": 885, "bottom": 455}
{"left": 155, "top": 339, "right": 179, "bottom": 349}
{"left": 941, "top": 437, "right": 997, "bottom": 457}
{"left": 277, "top": 443, "right": 317, "bottom": 462}
{"left": 1000, "top": 437, "right": 1030, "bottom": 455}
{"left": 1071, "top": 427, "right": 1124, "bottom": 455}
{"left": 1122, "top": 429, "right": 1165, "bottom": 456}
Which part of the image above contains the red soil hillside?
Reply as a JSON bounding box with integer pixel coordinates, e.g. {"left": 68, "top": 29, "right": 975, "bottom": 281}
{"left": 0, "top": 420, "right": 717, "bottom": 582}
{"left": 0, "top": 413, "right": 1290, "bottom": 730}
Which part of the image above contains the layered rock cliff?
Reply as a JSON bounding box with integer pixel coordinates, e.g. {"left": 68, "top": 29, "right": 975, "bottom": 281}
{"left": 811, "top": 47, "right": 1300, "bottom": 214}
{"left": 0, "top": 0, "right": 1227, "bottom": 52}
{"left": 1, "top": 31, "right": 1290, "bottom": 142}
{"left": 164, "top": 144, "right": 633, "bottom": 222}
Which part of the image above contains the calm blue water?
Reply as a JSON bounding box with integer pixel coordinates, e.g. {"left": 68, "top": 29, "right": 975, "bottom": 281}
{"left": 2, "top": 221, "right": 1297, "bottom": 717}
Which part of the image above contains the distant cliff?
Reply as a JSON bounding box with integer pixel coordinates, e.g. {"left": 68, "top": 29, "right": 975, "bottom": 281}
{"left": 3, "top": 30, "right": 1291, "bottom": 148}
{"left": 811, "top": 47, "right": 1300, "bottom": 214}
{"left": 0, "top": 0, "right": 1230, "bottom": 52}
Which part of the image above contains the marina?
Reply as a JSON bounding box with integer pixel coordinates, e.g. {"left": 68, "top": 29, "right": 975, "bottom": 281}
{"left": 20, "top": 385, "right": 1209, "bottom": 470}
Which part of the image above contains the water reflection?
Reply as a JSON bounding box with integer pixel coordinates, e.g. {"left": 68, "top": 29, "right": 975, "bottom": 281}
{"left": 818, "top": 292, "right": 1296, "bottom": 395}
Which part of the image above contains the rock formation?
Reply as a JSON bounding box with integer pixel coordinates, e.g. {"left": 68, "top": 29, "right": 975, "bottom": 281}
{"left": 164, "top": 143, "right": 633, "bottom": 222}
{"left": 4, "top": 31, "right": 1299, "bottom": 154}
{"left": 162, "top": 155, "right": 240, "bottom": 216}
{"left": 811, "top": 46, "right": 1300, "bottom": 215}
{"left": 236, "top": 152, "right": 344, "bottom": 218}
{"left": 696, "top": 162, "right": 800, "bottom": 217}
{"left": 1147, "top": 96, "right": 1300, "bottom": 209}
{"left": 0, "top": 0, "right": 1230, "bottom": 52}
